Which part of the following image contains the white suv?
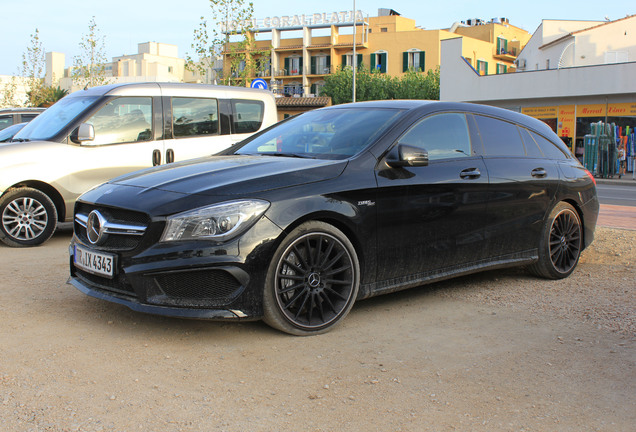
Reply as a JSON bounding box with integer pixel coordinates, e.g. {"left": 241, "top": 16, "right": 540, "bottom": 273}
{"left": 0, "top": 82, "right": 277, "bottom": 247}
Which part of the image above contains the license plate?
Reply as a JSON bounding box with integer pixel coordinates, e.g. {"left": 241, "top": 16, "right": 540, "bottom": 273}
{"left": 74, "top": 244, "right": 115, "bottom": 279}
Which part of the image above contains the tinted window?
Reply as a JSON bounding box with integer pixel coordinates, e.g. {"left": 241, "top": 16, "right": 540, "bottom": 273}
{"left": 398, "top": 112, "right": 472, "bottom": 160}
{"left": 474, "top": 115, "right": 525, "bottom": 157}
{"left": 518, "top": 127, "right": 544, "bottom": 158}
{"left": 236, "top": 107, "right": 404, "bottom": 160}
{"left": 86, "top": 97, "right": 152, "bottom": 145}
{"left": 0, "top": 115, "right": 13, "bottom": 130}
{"left": 232, "top": 100, "right": 264, "bottom": 134}
{"left": 530, "top": 131, "right": 569, "bottom": 160}
{"left": 20, "top": 114, "right": 39, "bottom": 122}
{"left": 172, "top": 98, "right": 219, "bottom": 138}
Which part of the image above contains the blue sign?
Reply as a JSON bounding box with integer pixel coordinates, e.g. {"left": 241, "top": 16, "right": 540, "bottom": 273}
{"left": 250, "top": 79, "right": 268, "bottom": 90}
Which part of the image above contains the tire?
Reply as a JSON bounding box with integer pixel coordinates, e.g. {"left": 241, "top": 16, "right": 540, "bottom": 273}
{"left": 530, "top": 202, "right": 582, "bottom": 279}
{"left": 0, "top": 187, "right": 58, "bottom": 247}
{"left": 263, "top": 221, "right": 360, "bottom": 335}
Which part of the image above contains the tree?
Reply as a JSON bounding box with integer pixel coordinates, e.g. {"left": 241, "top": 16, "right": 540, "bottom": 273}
{"left": 321, "top": 66, "right": 440, "bottom": 104}
{"left": 72, "top": 17, "right": 110, "bottom": 89}
{"left": 38, "top": 86, "right": 69, "bottom": 107}
{"left": 21, "top": 29, "right": 47, "bottom": 107}
{"left": 0, "top": 77, "right": 21, "bottom": 108}
{"left": 187, "top": 0, "right": 269, "bottom": 86}
{"left": 393, "top": 68, "right": 440, "bottom": 100}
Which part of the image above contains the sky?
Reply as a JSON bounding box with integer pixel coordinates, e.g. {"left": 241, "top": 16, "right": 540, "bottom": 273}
{"left": 1, "top": 0, "right": 634, "bottom": 76}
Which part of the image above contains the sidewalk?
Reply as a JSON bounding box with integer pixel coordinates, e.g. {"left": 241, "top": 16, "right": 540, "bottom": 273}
{"left": 595, "top": 176, "right": 636, "bottom": 186}
{"left": 597, "top": 204, "right": 636, "bottom": 230}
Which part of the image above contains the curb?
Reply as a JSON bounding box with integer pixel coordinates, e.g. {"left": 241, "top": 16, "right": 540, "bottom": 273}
{"left": 595, "top": 178, "right": 636, "bottom": 186}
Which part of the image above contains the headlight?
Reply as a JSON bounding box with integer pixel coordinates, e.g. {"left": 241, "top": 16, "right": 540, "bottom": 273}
{"left": 160, "top": 199, "right": 270, "bottom": 243}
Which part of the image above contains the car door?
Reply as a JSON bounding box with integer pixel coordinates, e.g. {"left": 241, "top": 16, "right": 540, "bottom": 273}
{"left": 60, "top": 96, "right": 161, "bottom": 201}
{"left": 472, "top": 114, "right": 560, "bottom": 258}
{"left": 161, "top": 97, "right": 265, "bottom": 163}
{"left": 375, "top": 112, "right": 490, "bottom": 282}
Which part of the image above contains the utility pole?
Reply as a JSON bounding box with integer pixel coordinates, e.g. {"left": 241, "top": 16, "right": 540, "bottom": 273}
{"left": 352, "top": 0, "right": 356, "bottom": 103}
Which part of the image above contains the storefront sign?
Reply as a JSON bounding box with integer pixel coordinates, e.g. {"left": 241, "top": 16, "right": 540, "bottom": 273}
{"left": 576, "top": 104, "right": 606, "bottom": 117}
{"left": 557, "top": 105, "right": 575, "bottom": 138}
{"left": 607, "top": 102, "right": 636, "bottom": 116}
{"left": 521, "top": 106, "right": 557, "bottom": 119}
{"left": 221, "top": 10, "right": 366, "bottom": 33}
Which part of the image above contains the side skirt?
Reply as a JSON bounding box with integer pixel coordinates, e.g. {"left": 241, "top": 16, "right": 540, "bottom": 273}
{"left": 358, "top": 250, "right": 537, "bottom": 300}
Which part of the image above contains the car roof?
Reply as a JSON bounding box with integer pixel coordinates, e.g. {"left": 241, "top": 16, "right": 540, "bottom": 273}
{"left": 323, "top": 100, "right": 557, "bottom": 140}
{"left": 0, "top": 107, "right": 46, "bottom": 114}
{"left": 66, "top": 82, "right": 274, "bottom": 99}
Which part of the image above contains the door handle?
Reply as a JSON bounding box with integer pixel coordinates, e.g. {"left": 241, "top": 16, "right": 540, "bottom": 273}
{"left": 460, "top": 168, "right": 481, "bottom": 179}
{"left": 531, "top": 168, "right": 547, "bottom": 178}
{"left": 152, "top": 149, "right": 161, "bottom": 166}
{"left": 166, "top": 148, "right": 175, "bottom": 164}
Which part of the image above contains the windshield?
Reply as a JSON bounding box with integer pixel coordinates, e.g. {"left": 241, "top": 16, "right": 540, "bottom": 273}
{"left": 235, "top": 107, "right": 405, "bottom": 159}
{"left": 13, "top": 95, "right": 100, "bottom": 141}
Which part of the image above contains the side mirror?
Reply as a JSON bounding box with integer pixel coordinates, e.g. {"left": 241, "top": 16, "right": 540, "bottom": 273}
{"left": 70, "top": 123, "right": 95, "bottom": 144}
{"left": 386, "top": 143, "right": 429, "bottom": 168}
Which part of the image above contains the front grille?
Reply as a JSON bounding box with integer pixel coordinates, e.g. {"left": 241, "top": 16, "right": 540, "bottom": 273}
{"left": 154, "top": 269, "right": 242, "bottom": 301}
{"left": 74, "top": 203, "right": 151, "bottom": 251}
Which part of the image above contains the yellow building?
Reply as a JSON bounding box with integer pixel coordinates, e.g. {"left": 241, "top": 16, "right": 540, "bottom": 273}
{"left": 222, "top": 9, "right": 531, "bottom": 97}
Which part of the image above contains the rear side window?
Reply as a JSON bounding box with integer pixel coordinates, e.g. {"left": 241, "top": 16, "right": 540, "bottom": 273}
{"left": 232, "top": 100, "right": 264, "bottom": 134}
{"left": 20, "top": 114, "right": 39, "bottom": 122}
{"left": 398, "top": 112, "right": 472, "bottom": 160}
{"left": 172, "top": 98, "right": 219, "bottom": 138}
{"left": 86, "top": 97, "right": 152, "bottom": 145}
{"left": 474, "top": 115, "right": 525, "bottom": 157}
{"left": 529, "top": 131, "right": 569, "bottom": 160}
{"left": 518, "top": 127, "right": 544, "bottom": 158}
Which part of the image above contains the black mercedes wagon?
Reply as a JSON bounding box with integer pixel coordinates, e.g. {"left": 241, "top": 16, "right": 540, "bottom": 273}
{"left": 68, "top": 101, "right": 599, "bottom": 335}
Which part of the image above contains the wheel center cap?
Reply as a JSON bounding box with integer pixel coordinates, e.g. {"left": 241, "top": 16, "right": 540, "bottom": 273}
{"left": 307, "top": 272, "right": 321, "bottom": 288}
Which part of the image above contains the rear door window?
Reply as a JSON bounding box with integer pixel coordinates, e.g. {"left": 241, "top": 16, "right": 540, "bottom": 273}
{"left": 0, "top": 115, "right": 13, "bottom": 130}
{"left": 232, "top": 100, "right": 264, "bottom": 134}
{"left": 474, "top": 115, "right": 525, "bottom": 157}
{"left": 172, "top": 98, "right": 219, "bottom": 138}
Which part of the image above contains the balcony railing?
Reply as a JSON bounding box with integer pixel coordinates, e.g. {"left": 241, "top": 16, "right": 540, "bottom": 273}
{"left": 494, "top": 47, "right": 518, "bottom": 60}
{"left": 306, "top": 66, "right": 333, "bottom": 76}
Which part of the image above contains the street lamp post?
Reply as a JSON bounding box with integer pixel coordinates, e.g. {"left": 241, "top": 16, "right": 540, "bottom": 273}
{"left": 352, "top": 0, "right": 356, "bottom": 103}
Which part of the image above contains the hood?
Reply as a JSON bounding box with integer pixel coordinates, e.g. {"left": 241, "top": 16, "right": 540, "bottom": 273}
{"left": 80, "top": 155, "right": 347, "bottom": 215}
{"left": 0, "top": 140, "right": 60, "bottom": 168}
{"left": 110, "top": 155, "right": 347, "bottom": 195}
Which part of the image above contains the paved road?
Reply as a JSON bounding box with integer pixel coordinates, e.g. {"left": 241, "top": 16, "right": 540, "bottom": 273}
{"left": 596, "top": 182, "right": 636, "bottom": 207}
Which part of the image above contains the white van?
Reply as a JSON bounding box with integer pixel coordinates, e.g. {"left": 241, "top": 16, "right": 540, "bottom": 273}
{"left": 0, "top": 82, "right": 277, "bottom": 247}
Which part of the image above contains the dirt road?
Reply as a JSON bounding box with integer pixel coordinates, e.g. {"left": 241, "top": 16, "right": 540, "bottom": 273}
{"left": 0, "top": 227, "right": 634, "bottom": 431}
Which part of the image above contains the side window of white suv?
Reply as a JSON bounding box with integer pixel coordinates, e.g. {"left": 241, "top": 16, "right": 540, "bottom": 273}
{"left": 86, "top": 97, "right": 152, "bottom": 145}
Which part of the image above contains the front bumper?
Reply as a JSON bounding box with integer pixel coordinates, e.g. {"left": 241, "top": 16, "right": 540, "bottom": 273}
{"left": 67, "top": 275, "right": 250, "bottom": 320}
{"left": 67, "top": 214, "right": 282, "bottom": 321}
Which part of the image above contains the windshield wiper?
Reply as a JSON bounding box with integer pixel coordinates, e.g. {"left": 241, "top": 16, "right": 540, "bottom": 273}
{"left": 265, "top": 152, "right": 309, "bottom": 158}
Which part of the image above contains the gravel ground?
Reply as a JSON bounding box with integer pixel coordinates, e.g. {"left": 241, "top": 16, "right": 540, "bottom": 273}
{"left": 0, "top": 226, "right": 634, "bottom": 431}
{"left": 437, "top": 227, "right": 635, "bottom": 336}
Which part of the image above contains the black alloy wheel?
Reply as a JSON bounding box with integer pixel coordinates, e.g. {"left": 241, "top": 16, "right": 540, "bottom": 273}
{"left": 530, "top": 202, "right": 582, "bottom": 279}
{"left": 263, "top": 221, "right": 359, "bottom": 335}
{"left": 0, "top": 187, "right": 58, "bottom": 247}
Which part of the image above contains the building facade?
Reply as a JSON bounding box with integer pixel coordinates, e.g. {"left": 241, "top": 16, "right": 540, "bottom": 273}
{"left": 440, "top": 15, "right": 636, "bottom": 162}
{"left": 222, "top": 9, "right": 531, "bottom": 97}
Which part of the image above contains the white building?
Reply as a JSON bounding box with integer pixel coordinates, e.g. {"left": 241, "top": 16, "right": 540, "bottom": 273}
{"left": 440, "top": 15, "right": 636, "bottom": 155}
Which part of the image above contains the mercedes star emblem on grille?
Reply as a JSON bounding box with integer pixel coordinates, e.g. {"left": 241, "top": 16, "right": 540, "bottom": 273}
{"left": 87, "top": 210, "right": 107, "bottom": 245}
